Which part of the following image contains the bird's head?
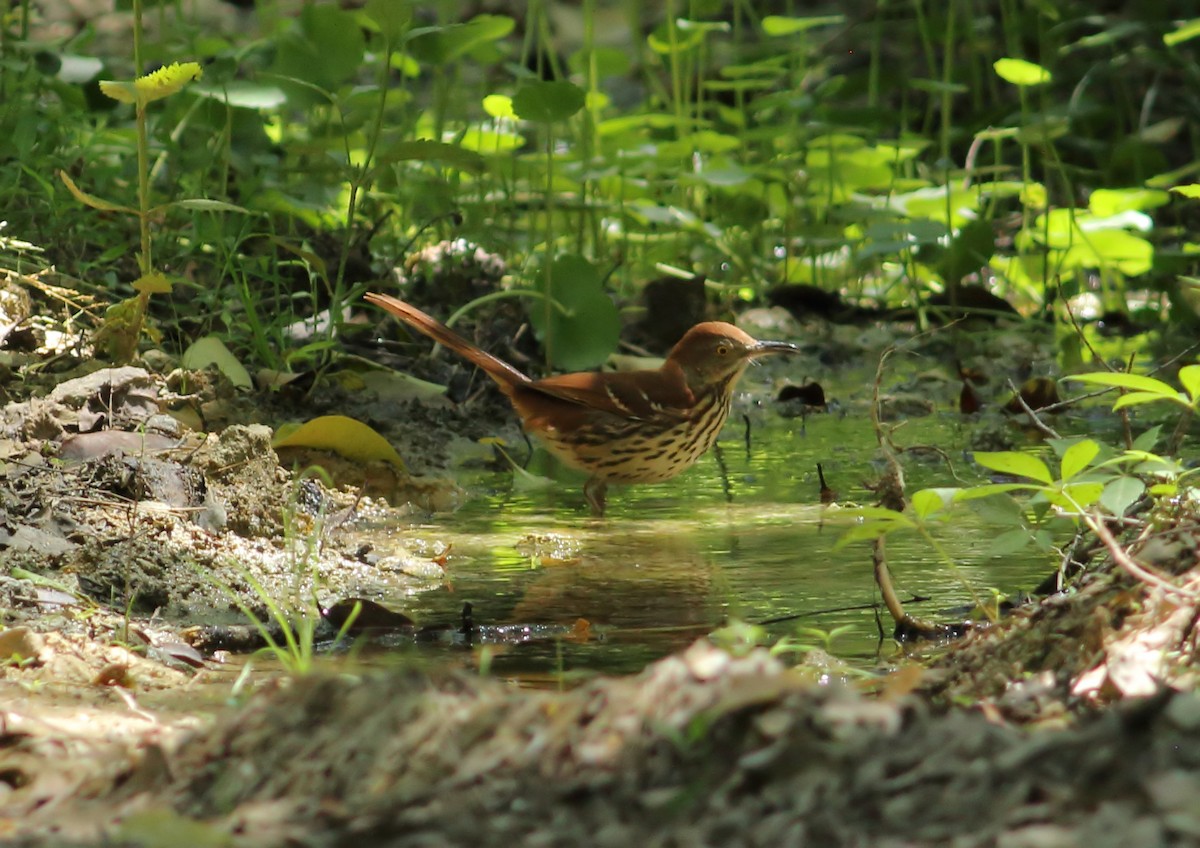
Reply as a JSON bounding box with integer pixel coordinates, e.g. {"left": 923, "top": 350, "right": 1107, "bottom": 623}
{"left": 665, "top": 321, "right": 799, "bottom": 391}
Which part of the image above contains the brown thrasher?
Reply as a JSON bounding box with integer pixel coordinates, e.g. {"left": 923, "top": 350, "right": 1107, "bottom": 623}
{"left": 365, "top": 292, "right": 799, "bottom": 515}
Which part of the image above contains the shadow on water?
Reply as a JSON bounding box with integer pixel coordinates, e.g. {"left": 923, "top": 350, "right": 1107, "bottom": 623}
{"left": 352, "top": 407, "right": 1061, "bottom": 684}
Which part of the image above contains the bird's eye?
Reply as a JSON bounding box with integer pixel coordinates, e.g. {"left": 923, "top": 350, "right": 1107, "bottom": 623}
{"left": 716, "top": 343, "right": 731, "bottom": 356}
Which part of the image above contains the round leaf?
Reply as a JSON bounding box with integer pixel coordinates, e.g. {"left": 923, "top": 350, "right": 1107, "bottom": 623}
{"left": 482, "top": 94, "right": 515, "bottom": 119}
{"left": 529, "top": 254, "right": 620, "bottom": 371}
{"left": 511, "top": 81, "right": 585, "bottom": 123}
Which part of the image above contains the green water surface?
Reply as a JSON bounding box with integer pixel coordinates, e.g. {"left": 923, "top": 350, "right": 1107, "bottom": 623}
{"left": 361, "top": 404, "right": 1060, "bottom": 683}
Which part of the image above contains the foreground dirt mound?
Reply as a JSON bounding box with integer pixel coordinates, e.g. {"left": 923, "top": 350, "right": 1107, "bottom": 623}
{"left": 5, "top": 640, "right": 1200, "bottom": 848}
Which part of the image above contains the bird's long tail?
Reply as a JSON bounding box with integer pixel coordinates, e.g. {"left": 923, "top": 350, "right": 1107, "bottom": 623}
{"left": 364, "top": 292, "right": 531, "bottom": 391}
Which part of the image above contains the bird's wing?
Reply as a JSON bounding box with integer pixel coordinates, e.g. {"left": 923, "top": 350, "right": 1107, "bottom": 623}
{"left": 530, "top": 366, "right": 694, "bottom": 421}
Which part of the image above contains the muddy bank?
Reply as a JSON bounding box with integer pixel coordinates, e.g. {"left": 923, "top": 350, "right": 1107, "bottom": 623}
{"left": 0, "top": 364, "right": 459, "bottom": 625}
{"left": 3, "top": 639, "right": 1200, "bottom": 847}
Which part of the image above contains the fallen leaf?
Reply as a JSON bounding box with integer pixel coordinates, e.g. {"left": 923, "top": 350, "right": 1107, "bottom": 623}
{"left": 272, "top": 415, "right": 405, "bottom": 469}
{"left": 182, "top": 336, "right": 253, "bottom": 390}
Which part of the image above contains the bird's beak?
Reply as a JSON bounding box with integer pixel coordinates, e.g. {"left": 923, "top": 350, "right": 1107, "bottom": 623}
{"left": 749, "top": 340, "right": 801, "bottom": 358}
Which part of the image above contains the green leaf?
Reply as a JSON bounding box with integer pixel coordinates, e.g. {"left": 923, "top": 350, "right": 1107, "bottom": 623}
{"left": 271, "top": 6, "right": 365, "bottom": 95}
{"left": 1164, "top": 19, "right": 1200, "bottom": 47}
{"left": 530, "top": 254, "right": 620, "bottom": 371}
{"left": 907, "top": 77, "right": 968, "bottom": 94}
{"left": 182, "top": 336, "right": 253, "bottom": 390}
{"left": 1088, "top": 188, "right": 1171, "bottom": 216}
{"left": 1087, "top": 228, "right": 1153, "bottom": 276}
{"left": 374, "top": 139, "right": 486, "bottom": 172}
{"left": 457, "top": 126, "right": 524, "bottom": 154}
{"left": 1112, "top": 391, "right": 1180, "bottom": 410}
{"left": 1059, "top": 439, "right": 1100, "bottom": 482}
{"left": 301, "top": 5, "right": 365, "bottom": 85}
{"left": 953, "top": 483, "right": 1040, "bottom": 502}
{"left": 191, "top": 81, "right": 288, "bottom": 110}
{"left": 832, "top": 520, "right": 909, "bottom": 550}
{"left": 911, "top": 488, "right": 952, "bottom": 519}
{"left": 1170, "top": 183, "right": 1200, "bottom": 199}
{"left": 973, "top": 451, "right": 1053, "bottom": 484}
{"left": 1178, "top": 364, "right": 1200, "bottom": 403}
{"left": 1050, "top": 481, "right": 1104, "bottom": 510}
{"left": 132, "top": 272, "right": 172, "bottom": 295}
{"left": 1066, "top": 371, "right": 1177, "bottom": 396}
{"left": 364, "top": 0, "right": 411, "bottom": 41}
{"left": 994, "top": 58, "right": 1051, "bottom": 86}
{"left": 407, "top": 15, "right": 514, "bottom": 64}
{"left": 511, "top": 81, "right": 585, "bottom": 123}
{"left": 160, "top": 198, "right": 253, "bottom": 214}
{"left": 482, "top": 94, "right": 515, "bottom": 119}
{"left": 1032, "top": 530, "right": 1055, "bottom": 552}
{"left": 1101, "top": 477, "right": 1145, "bottom": 517}
{"left": 1131, "top": 426, "right": 1162, "bottom": 452}
{"left": 646, "top": 22, "right": 705, "bottom": 55}
{"left": 988, "top": 528, "right": 1034, "bottom": 557}
{"left": 762, "top": 14, "right": 845, "bottom": 36}
{"left": 965, "top": 492, "right": 1024, "bottom": 526}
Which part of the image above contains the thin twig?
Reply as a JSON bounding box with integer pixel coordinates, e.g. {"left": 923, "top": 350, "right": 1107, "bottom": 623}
{"left": 1005, "top": 378, "right": 1062, "bottom": 439}
{"left": 1088, "top": 513, "right": 1199, "bottom": 600}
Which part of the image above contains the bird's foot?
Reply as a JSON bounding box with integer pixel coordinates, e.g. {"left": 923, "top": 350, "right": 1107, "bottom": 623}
{"left": 584, "top": 478, "right": 608, "bottom": 517}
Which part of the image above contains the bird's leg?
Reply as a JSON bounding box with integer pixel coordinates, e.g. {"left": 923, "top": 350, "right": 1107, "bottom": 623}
{"left": 584, "top": 477, "right": 608, "bottom": 517}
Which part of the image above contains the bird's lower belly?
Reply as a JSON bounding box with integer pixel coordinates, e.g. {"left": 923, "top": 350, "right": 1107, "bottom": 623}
{"left": 536, "top": 422, "right": 720, "bottom": 484}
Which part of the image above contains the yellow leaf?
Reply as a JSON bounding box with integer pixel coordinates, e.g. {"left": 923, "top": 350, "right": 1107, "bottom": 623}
{"left": 101, "top": 62, "right": 203, "bottom": 106}
{"left": 58, "top": 170, "right": 137, "bottom": 214}
{"left": 98, "top": 79, "right": 139, "bottom": 104}
{"left": 132, "top": 272, "right": 172, "bottom": 294}
{"left": 93, "top": 296, "right": 144, "bottom": 362}
{"left": 272, "top": 415, "right": 405, "bottom": 470}
{"left": 136, "top": 62, "right": 203, "bottom": 103}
